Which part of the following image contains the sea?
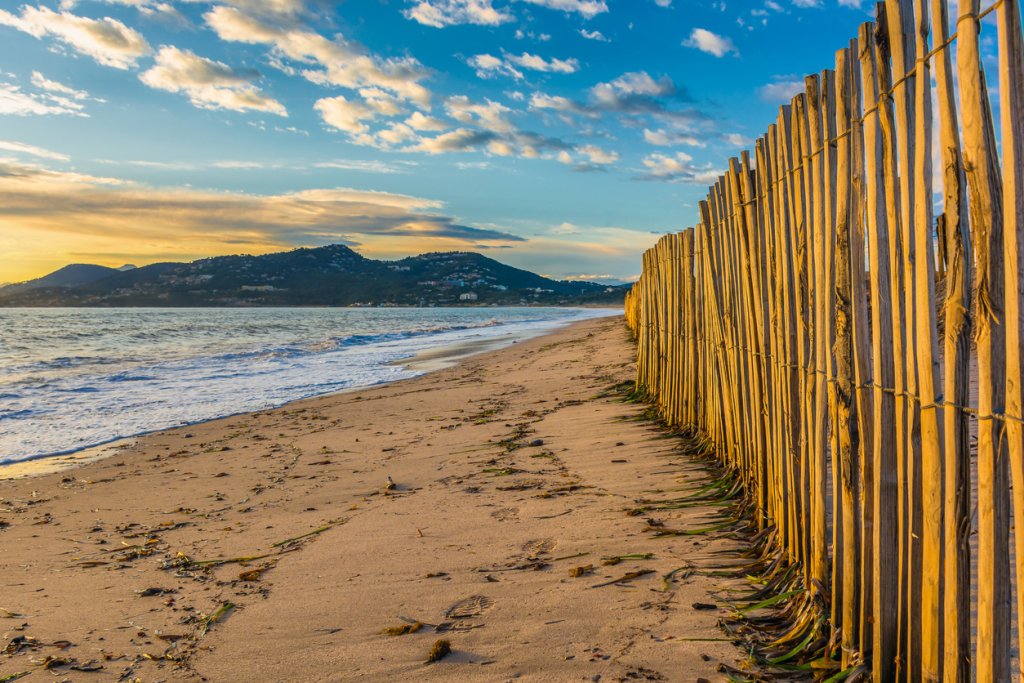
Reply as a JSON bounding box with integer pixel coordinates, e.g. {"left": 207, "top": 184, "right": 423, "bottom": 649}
{"left": 0, "top": 307, "right": 620, "bottom": 465}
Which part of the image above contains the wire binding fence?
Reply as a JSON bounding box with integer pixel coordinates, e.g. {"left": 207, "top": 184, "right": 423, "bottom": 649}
{"left": 626, "top": 0, "right": 1024, "bottom": 679}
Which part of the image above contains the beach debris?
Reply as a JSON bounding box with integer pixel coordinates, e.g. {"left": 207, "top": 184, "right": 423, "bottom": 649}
{"left": 444, "top": 595, "right": 493, "bottom": 619}
{"left": 569, "top": 565, "right": 594, "bottom": 578}
{"left": 661, "top": 566, "right": 692, "bottom": 590}
{"left": 552, "top": 552, "right": 589, "bottom": 562}
{"left": 535, "top": 509, "right": 571, "bottom": 519}
{"left": 382, "top": 622, "right": 423, "bottom": 636}
{"left": 425, "top": 639, "right": 451, "bottom": 663}
{"left": 198, "top": 602, "right": 235, "bottom": 636}
{"left": 0, "top": 608, "right": 23, "bottom": 619}
{"left": 3, "top": 635, "right": 42, "bottom": 655}
{"left": 238, "top": 565, "right": 271, "bottom": 582}
{"left": 482, "top": 467, "right": 522, "bottom": 476}
{"left": 528, "top": 439, "right": 545, "bottom": 447}
{"left": 424, "top": 572, "right": 447, "bottom": 578}
{"left": 70, "top": 660, "right": 104, "bottom": 672}
{"left": 600, "top": 553, "right": 654, "bottom": 566}
{"left": 136, "top": 587, "right": 175, "bottom": 597}
{"left": 36, "top": 655, "right": 74, "bottom": 669}
{"left": 0, "top": 673, "right": 30, "bottom": 682}
{"left": 271, "top": 517, "right": 348, "bottom": 548}
{"left": 385, "top": 476, "right": 397, "bottom": 490}
{"left": 589, "top": 569, "right": 655, "bottom": 589}
{"left": 691, "top": 602, "right": 718, "bottom": 611}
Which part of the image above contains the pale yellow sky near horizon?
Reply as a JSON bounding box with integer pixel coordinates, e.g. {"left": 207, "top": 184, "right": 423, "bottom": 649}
{"left": 0, "top": 158, "right": 651, "bottom": 284}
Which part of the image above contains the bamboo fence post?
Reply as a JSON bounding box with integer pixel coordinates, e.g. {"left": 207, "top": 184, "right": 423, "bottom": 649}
{"left": 833, "top": 46, "right": 862, "bottom": 667}
{"left": 884, "top": 3, "right": 922, "bottom": 674}
{"left": 908, "top": 1, "right": 945, "bottom": 677}
{"left": 821, "top": 67, "right": 844, "bottom": 633}
{"left": 805, "top": 74, "right": 831, "bottom": 601}
{"left": 737, "top": 153, "right": 771, "bottom": 526}
{"left": 957, "top": 0, "right": 1010, "bottom": 678}
{"left": 927, "top": 0, "right": 973, "bottom": 676}
{"left": 858, "top": 21, "right": 898, "bottom": 681}
{"left": 846, "top": 37, "right": 875, "bottom": 662}
{"left": 998, "top": 0, "right": 1024, "bottom": 678}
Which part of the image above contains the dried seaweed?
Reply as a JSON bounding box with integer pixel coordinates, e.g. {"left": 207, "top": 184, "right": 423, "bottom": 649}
{"left": 382, "top": 622, "right": 422, "bottom": 636}
{"left": 425, "top": 639, "right": 451, "bottom": 663}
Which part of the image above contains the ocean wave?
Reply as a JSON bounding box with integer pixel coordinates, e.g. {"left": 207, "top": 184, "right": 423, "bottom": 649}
{"left": 0, "top": 307, "right": 620, "bottom": 463}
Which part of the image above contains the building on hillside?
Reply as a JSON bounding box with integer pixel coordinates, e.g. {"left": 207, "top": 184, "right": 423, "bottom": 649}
{"left": 459, "top": 292, "right": 478, "bottom": 301}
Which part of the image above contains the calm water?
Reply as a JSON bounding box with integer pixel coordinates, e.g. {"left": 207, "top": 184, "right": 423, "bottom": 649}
{"left": 0, "top": 307, "right": 619, "bottom": 464}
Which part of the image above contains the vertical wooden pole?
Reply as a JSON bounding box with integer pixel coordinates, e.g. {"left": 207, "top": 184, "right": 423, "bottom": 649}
{"left": 858, "top": 21, "right": 898, "bottom": 681}
{"left": 957, "top": 1, "right": 1010, "bottom": 679}
{"left": 805, "top": 73, "right": 831, "bottom": 600}
{"left": 998, "top": 0, "right": 1024, "bottom": 679}
{"left": 846, "top": 37, "right": 875, "bottom": 661}
{"left": 928, "top": 0, "right": 972, "bottom": 677}
{"left": 908, "top": 2, "right": 945, "bottom": 678}
{"left": 834, "top": 46, "right": 862, "bottom": 667}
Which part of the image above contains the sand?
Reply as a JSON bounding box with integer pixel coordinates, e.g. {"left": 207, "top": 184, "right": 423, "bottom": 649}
{"left": 0, "top": 316, "right": 745, "bottom": 682}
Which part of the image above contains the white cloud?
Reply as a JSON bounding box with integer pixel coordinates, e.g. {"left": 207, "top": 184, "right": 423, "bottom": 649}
{"left": 140, "top": 46, "right": 287, "bottom": 116}
{"left": 758, "top": 76, "right": 804, "bottom": 102}
{"left": 60, "top": 0, "right": 185, "bottom": 19}
{"left": 579, "top": 28, "right": 609, "bottom": 41}
{"left": 641, "top": 151, "right": 720, "bottom": 184}
{"left": 406, "top": 111, "right": 447, "bottom": 131}
{"left": 445, "top": 96, "right": 515, "bottom": 133}
{"left": 469, "top": 51, "right": 578, "bottom": 79}
{"left": 468, "top": 53, "right": 523, "bottom": 79}
{"left": 205, "top": 6, "right": 431, "bottom": 105}
{"left": 682, "top": 28, "right": 738, "bottom": 57}
{"left": 643, "top": 128, "right": 704, "bottom": 147}
{"left": 30, "top": 71, "right": 88, "bottom": 100}
{"left": 404, "top": 0, "right": 513, "bottom": 27}
{"left": 723, "top": 132, "right": 751, "bottom": 147}
{"left": 314, "top": 95, "right": 374, "bottom": 134}
{"left": 0, "top": 139, "right": 70, "bottom": 161}
{"left": 520, "top": 0, "right": 608, "bottom": 18}
{"left": 529, "top": 92, "right": 577, "bottom": 112}
{"left": 313, "top": 159, "right": 415, "bottom": 174}
{"left": 0, "top": 81, "right": 87, "bottom": 116}
{"left": 578, "top": 143, "right": 618, "bottom": 164}
{"left": 507, "top": 52, "right": 578, "bottom": 73}
{"left": 0, "top": 5, "right": 150, "bottom": 69}
{"left": 412, "top": 128, "right": 492, "bottom": 155}
{"left": 359, "top": 87, "right": 404, "bottom": 116}
{"left": 652, "top": 0, "right": 672, "bottom": 6}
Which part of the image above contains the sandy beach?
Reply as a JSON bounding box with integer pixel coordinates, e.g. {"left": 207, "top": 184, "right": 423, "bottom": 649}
{"left": 0, "top": 316, "right": 743, "bottom": 682}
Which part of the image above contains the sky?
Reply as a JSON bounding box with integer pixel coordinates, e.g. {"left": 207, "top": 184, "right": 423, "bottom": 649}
{"left": 0, "top": 0, "right": 876, "bottom": 284}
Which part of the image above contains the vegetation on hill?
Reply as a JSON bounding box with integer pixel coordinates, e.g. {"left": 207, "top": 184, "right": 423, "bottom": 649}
{"left": 0, "top": 245, "right": 627, "bottom": 307}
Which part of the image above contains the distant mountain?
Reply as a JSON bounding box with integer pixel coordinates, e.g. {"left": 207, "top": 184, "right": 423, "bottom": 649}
{"left": 4, "top": 264, "right": 124, "bottom": 293}
{"left": 0, "top": 245, "right": 628, "bottom": 307}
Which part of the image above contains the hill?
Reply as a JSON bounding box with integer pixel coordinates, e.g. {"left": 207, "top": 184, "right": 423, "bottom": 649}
{"left": 0, "top": 245, "right": 628, "bottom": 307}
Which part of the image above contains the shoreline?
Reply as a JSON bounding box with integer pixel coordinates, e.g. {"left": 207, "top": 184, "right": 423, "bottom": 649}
{"left": 1, "top": 311, "right": 618, "bottom": 479}
{"left": 0, "top": 315, "right": 742, "bottom": 682}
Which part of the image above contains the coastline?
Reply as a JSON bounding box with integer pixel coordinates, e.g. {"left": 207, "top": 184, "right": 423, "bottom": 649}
{"left": 0, "top": 316, "right": 742, "bottom": 682}
{"left": 2, "top": 309, "right": 620, "bottom": 478}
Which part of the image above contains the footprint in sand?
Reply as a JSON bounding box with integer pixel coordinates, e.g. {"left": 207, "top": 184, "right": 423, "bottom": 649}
{"left": 521, "top": 538, "right": 555, "bottom": 557}
{"left": 491, "top": 507, "right": 519, "bottom": 522}
{"left": 444, "top": 595, "right": 494, "bottom": 619}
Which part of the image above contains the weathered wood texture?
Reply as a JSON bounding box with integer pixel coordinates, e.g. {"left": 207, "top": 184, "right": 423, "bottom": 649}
{"left": 624, "top": 0, "right": 1022, "bottom": 677}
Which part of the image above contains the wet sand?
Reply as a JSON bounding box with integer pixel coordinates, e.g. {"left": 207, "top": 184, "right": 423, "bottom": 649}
{"left": 0, "top": 316, "right": 744, "bottom": 682}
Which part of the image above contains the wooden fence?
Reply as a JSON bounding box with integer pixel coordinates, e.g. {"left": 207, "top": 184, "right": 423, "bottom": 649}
{"left": 625, "top": 0, "right": 1024, "bottom": 679}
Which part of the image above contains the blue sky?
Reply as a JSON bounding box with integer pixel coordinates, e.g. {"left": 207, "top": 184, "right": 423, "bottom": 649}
{"left": 0, "top": 0, "right": 873, "bottom": 283}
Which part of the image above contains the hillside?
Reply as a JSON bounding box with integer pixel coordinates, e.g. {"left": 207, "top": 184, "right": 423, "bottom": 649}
{"left": 0, "top": 245, "right": 627, "bottom": 307}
